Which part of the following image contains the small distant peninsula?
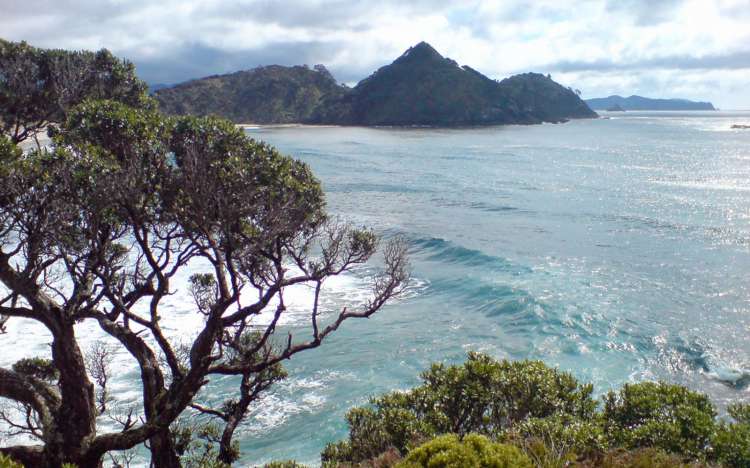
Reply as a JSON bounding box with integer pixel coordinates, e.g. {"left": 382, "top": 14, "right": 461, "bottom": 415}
{"left": 586, "top": 95, "right": 715, "bottom": 111}
{"left": 154, "top": 42, "right": 597, "bottom": 127}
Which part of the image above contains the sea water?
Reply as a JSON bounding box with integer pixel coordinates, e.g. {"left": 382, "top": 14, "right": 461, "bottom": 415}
{"left": 1, "top": 111, "right": 749, "bottom": 465}
{"left": 237, "top": 111, "right": 750, "bottom": 464}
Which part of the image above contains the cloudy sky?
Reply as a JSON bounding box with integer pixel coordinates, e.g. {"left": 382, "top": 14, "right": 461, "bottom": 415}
{"left": 3, "top": 0, "right": 750, "bottom": 108}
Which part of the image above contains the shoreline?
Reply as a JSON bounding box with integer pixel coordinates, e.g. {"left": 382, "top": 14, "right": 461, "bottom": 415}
{"left": 236, "top": 123, "right": 342, "bottom": 129}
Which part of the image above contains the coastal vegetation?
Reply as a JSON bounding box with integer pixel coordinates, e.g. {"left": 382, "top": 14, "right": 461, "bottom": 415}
{"left": 0, "top": 39, "right": 148, "bottom": 146}
{"left": 154, "top": 64, "right": 348, "bottom": 124}
{"left": 0, "top": 39, "right": 407, "bottom": 467}
{"left": 585, "top": 95, "right": 716, "bottom": 111}
{"left": 154, "top": 42, "right": 597, "bottom": 127}
{"left": 314, "top": 353, "right": 748, "bottom": 467}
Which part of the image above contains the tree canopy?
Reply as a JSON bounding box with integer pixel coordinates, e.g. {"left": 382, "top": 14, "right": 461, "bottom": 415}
{"left": 322, "top": 353, "right": 750, "bottom": 468}
{"left": 0, "top": 40, "right": 408, "bottom": 467}
{"left": 0, "top": 39, "right": 148, "bottom": 145}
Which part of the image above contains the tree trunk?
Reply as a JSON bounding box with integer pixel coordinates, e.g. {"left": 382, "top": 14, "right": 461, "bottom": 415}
{"left": 47, "top": 322, "right": 99, "bottom": 467}
{"left": 217, "top": 415, "right": 241, "bottom": 465}
{"left": 150, "top": 428, "right": 181, "bottom": 468}
{"left": 218, "top": 377, "right": 252, "bottom": 465}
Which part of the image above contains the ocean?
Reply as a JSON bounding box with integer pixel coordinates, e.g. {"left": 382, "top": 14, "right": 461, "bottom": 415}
{"left": 2, "top": 111, "right": 749, "bottom": 465}
{"left": 238, "top": 111, "right": 750, "bottom": 464}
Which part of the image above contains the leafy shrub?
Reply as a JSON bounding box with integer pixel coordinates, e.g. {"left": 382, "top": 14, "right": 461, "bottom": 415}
{"left": 575, "top": 447, "right": 711, "bottom": 468}
{"left": 322, "top": 448, "right": 402, "bottom": 468}
{"left": 323, "top": 354, "right": 750, "bottom": 465}
{"left": 602, "top": 382, "right": 716, "bottom": 459}
{"left": 0, "top": 454, "right": 23, "bottom": 468}
{"left": 506, "top": 415, "right": 607, "bottom": 466}
{"left": 171, "top": 420, "right": 233, "bottom": 468}
{"left": 396, "top": 433, "right": 532, "bottom": 468}
{"left": 323, "top": 353, "right": 595, "bottom": 463}
{"left": 413, "top": 353, "right": 596, "bottom": 436}
{"left": 321, "top": 396, "right": 432, "bottom": 464}
{"left": 12, "top": 357, "right": 60, "bottom": 381}
{"left": 712, "top": 403, "right": 750, "bottom": 468}
{"left": 264, "top": 461, "right": 310, "bottom": 468}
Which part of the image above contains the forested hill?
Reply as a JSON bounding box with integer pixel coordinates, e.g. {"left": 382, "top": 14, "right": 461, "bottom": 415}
{"left": 154, "top": 64, "right": 348, "bottom": 124}
{"left": 155, "top": 42, "right": 597, "bottom": 126}
{"left": 586, "top": 95, "right": 716, "bottom": 111}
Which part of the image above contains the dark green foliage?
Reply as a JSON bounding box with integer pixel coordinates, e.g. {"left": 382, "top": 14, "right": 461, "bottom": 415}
{"left": 727, "top": 402, "right": 750, "bottom": 425}
{"left": 395, "top": 433, "right": 532, "bottom": 468}
{"left": 155, "top": 64, "right": 348, "bottom": 124}
{"left": 264, "top": 461, "right": 311, "bottom": 468}
{"left": 327, "top": 42, "right": 516, "bottom": 126}
{"left": 170, "top": 420, "right": 233, "bottom": 468}
{"left": 712, "top": 403, "right": 750, "bottom": 468}
{"left": 321, "top": 394, "right": 431, "bottom": 463}
{"left": 576, "top": 447, "right": 711, "bottom": 468}
{"left": 323, "top": 353, "right": 595, "bottom": 464}
{"left": 12, "top": 357, "right": 59, "bottom": 381}
{"left": 506, "top": 415, "right": 606, "bottom": 465}
{"left": 154, "top": 42, "right": 597, "bottom": 127}
{"left": 602, "top": 382, "right": 716, "bottom": 459}
{"left": 0, "top": 454, "right": 23, "bottom": 468}
{"left": 334, "top": 42, "right": 596, "bottom": 126}
{"left": 0, "top": 39, "right": 148, "bottom": 144}
{"left": 0, "top": 134, "right": 21, "bottom": 165}
{"left": 324, "top": 354, "right": 750, "bottom": 466}
{"left": 413, "top": 354, "right": 596, "bottom": 435}
{"left": 1, "top": 41, "right": 408, "bottom": 468}
{"left": 497, "top": 73, "right": 596, "bottom": 123}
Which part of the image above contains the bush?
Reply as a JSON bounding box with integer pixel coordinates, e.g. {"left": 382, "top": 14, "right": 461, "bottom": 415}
{"left": 413, "top": 353, "right": 596, "bottom": 436}
{"left": 11, "top": 357, "right": 59, "bottom": 381}
{"left": 322, "top": 448, "right": 402, "bottom": 468}
{"left": 323, "top": 353, "right": 595, "bottom": 463}
{"left": 506, "top": 415, "right": 607, "bottom": 466}
{"left": 321, "top": 397, "right": 432, "bottom": 464}
{"left": 712, "top": 403, "right": 750, "bottom": 468}
{"left": 264, "top": 461, "right": 310, "bottom": 468}
{"left": 0, "top": 454, "right": 23, "bottom": 468}
{"left": 602, "top": 382, "right": 716, "bottom": 459}
{"left": 575, "top": 447, "right": 711, "bottom": 468}
{"left": 323, "top": 355, "right": 750, "bottom": 465}
{"left": 396, "top": 434, "right": 532, "bottom": 468}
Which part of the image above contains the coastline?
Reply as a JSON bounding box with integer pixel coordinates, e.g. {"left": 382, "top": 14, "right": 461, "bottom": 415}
{"left": 236, "top": 123, "right": 342, "bottom": 129}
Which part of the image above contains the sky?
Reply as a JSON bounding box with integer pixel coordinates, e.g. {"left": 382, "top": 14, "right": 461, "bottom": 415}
{"left": 2, "top": 0, "right": 750, "bottom": 108}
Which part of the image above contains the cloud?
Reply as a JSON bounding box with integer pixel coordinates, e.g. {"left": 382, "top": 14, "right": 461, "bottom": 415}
{"left": 605, "top": 0, "right": 687, "bottom": 26}
{"left": 545, "top": 50, "right": 750, "bottom": 73}
{"left": 135, "top": 40, "right": 347, "bottom": 84}
{"left": 2, "top": 0, "right": 749, "bottom": 107}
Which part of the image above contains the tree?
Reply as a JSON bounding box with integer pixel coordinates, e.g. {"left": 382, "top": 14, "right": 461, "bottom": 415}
{"left": 0, "top": 39, "right": 148, "bottom": 146}
{"left": 322, "top": 353, "right": 595, "bottom": 464}
{"left": 602, "top": 382, "right": 716, "bottom": 459}
{"left": 0, "top": 44, "right": 408, "bottom": 467}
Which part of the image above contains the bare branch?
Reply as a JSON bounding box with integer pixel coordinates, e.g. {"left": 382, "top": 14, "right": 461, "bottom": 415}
{"left": 85, "top": 341, "right": 114, "bottom": 414}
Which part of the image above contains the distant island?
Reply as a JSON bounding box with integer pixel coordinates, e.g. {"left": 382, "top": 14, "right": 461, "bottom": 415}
{"left": 606, "top": 103, "right": 626, "bottom": 112}
{"left": 148, "top": 83, "right": 173, "bottom": 93}
{"left": 154, "top": 42, "right": 597, "bottom": 127}
{"left": 586, "top": 95, "right": 715, "bottom": 111}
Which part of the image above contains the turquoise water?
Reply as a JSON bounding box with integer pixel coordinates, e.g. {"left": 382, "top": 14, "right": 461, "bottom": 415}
{"left": 2, "top": 112, "right": 748, "bottom": 465}
{"left": 239, "top": 112, "right": 749, "bottom": 464}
